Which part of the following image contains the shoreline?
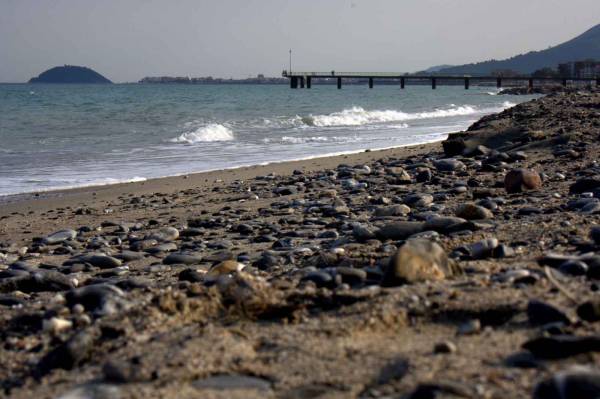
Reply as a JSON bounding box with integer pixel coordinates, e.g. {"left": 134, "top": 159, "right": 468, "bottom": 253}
{"left": 0, "top": 139, "right": 441, "bottom": 217}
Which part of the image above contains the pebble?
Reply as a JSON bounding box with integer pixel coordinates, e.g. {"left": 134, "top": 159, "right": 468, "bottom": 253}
{"left": 383, "top": 239, "right": 457, "bottom": 286}
{"left": 504, "top": 168, "right": 542, "bottom": 194}
{"left": 577, "top": 300, "right": 600, "bottom": 322}
{"left": 527, "top": 300, "right": 571, "bottom": 326}
{"left": 434, "top": 158, "right": 466, "bottom": 172}
{"left": 43, "top": 317, "right": 73, "bottom": 334}
{"left": 455, "top": 203, "right": 493, "bottom": 220}
{"left": 207, "top": 260, "right": 245, "bottom": 277}
{"left": 163, "top": 252, "right": 203, "bottom": 265}
{"left": 533, "top": 367, "right": 600, "bottom": 399}
{"left": 42, "top": 229, "right": 77, "bottom": 245}
{"left": 433, "top": 341, "right": 457, "bottom": 354}
{"left": 458, "top": 319, "right": 481, "bottom": 335}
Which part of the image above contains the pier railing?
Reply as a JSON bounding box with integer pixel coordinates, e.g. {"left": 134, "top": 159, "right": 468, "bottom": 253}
{"left": 282, "top": 70, "right": 600, "bottom": 90}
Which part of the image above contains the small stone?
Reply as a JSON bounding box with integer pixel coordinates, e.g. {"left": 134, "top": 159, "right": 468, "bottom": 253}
{"left": 383, "top": 239, "right": 458, "bottom": 286}
{"left": 302, "top": 271, "right": 335, "bottom": 288}
{"left": 504, "top": 169, "right": 542, "bottom": 194}
{"left": 527, "top": 300, "right": 571, "bottom": 326}
{"left": 207, "top": 260, "right": 245, "bottom": 277}
{"left": 404, "top": 193, "right": 434, "bottom": 208}
{"left": 353, "top": 224, "right": 377, "bottom": 242}
{"left": 80, "top": 255, "right": 122, "bottom": 269}
{"left": 590, "top": 226, "right": 600, "bottom": 245}
{"left": 375, "top": 204, "right": 411, "bottom": 217}
{"left": 559, "top": 260, "right": 588, "bottom": 276}
{"left": 376, "top": 221, "right": 425, "bottom": 241}
{"left": 43, "top": 317, "right": 73, "bottom": 334}
{"left": 455, "top": 203, "right": 493, "bottom": 220}
{"left": 433, "top": 341, "right": 457, "bottom": 354}
{"left": 577, "top": 300, "right": 600, "bottom": 322}
{"left": 533, "top": 367, "right": 600, "bottom": 399}
{"left": 163, "top": 252, "right": 203, "bottom": 265}
{"left": 434, "top": 158, "right": 466, "bottom": 172}
{"left": 458, "top": 319, "right": 481, "bottom": 335}
{"left": 43, "top": 229, "right": 77, "bottom": 245}
{"left": 523, "top": 335, "right": 600, "bottom": 359}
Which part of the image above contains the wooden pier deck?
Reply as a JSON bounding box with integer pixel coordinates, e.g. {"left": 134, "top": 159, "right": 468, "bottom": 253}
{"left": 282, "top": 71, "right": 600, "bottom": 90}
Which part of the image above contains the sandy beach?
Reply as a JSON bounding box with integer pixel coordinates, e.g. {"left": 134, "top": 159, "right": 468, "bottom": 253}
{"left": 2, "top": 89, "right": 600, "bottom": 398}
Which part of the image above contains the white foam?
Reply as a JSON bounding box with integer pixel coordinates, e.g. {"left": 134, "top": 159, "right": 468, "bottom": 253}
{"left": 171, "top": 123, "right": 234, "bottom": 143}
{"left": 301, "top": 105, "right": 486, "bottom": 127}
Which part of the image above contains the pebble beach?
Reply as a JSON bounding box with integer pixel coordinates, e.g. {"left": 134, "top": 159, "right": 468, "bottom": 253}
{"left": 2, "top": 88, "right": 600, "bottom": 398}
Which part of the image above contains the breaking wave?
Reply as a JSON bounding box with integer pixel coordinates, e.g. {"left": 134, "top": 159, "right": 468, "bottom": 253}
{"left": 300, "top": 105, "right": 488, "bottom": 127}
{"left": 171, "top": 123, "right": 234, "bottom": 143}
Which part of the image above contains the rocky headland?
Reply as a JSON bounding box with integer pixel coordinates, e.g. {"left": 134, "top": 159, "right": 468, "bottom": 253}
{"left": 1, "top": 89, "right": 600, "bottom": 398}
{"left": 29, "top": 66, "right": 112, "bottom": 84}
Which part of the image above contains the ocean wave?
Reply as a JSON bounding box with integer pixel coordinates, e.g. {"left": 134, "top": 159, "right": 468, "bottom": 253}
{"left": 171, "top": 123, "right": 234, "bottom": 144}
{"left": 300, "top": 105, "right": 487, "bottom": 127}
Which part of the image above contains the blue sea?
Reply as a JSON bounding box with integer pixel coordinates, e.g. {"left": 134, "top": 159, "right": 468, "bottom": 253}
{"left": 0, "top": 84, "right": 536, "bottom": 196}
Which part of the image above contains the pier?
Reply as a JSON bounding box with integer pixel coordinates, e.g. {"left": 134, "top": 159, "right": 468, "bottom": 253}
{"left": 283, "top": 71, "right": 600, "bottom": 90}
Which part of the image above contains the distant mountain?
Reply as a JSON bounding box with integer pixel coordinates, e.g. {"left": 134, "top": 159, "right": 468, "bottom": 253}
{"left": 435, "top": 23, "right": 600, "bottom": 76}
{"left": 29, "top": 65, "right": 112, "bottom": 83}
{"left": 421, "top": 64, "right": 455, "bottom": 73}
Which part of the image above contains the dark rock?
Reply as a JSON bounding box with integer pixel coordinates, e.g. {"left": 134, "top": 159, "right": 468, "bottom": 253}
{"left": 504, "top": 352, "right": 541, "bottom": 369}
{"left": 179, "top": 268, "right": 204, "bottom": 283}
{"left": 408, "top": 381, "right": 473, "bottom": 399}
{"left": 66, "top": 284, "right": 128, "bottom": 316}
{"left": 577, "top": 300, "right": 600, "bottom": 322}
{"left": 163, "top": 252, "right": 203, "bottom": 265}
{"left": 590, "top": 226, "right": 600, "bottom": 245}
{"left": 533, "top": 368, "right": 600, "bottom": 399}
{"left": 353, "top": 224, "right": 377, "bottom": 242}
{"left": 559, "top": 260, "right": 588, "bottom": 276}
{"left": 0, "top": 271, "right": 73, "bottom": 293}
{"left": 79, "top": 255, "right": 122, "bottom": 269}
{"left": 523, "top": 335, "right": 600, "bottom": 359}
{"left": 527, "top": 300, "right": 571, "bottom": 326}
{"left": 36, "top": 328, "right": 98, "bottom": 377}
{"left": 570, "top": 178, "right": 600, "bottom": 194}
{"left": 376, "top": 222, "right": 425, "bottom": 241}
{"left": 301, "top": 271, "right": 335, "bottom": 288}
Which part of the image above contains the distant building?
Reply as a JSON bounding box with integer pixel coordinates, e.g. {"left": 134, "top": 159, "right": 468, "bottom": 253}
{"left": 558, "top": 60, "right": 600, "bottom": 78}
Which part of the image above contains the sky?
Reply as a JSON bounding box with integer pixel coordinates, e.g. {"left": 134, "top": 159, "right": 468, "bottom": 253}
{"left": 1, "top": 0, "right": 599, "bottom": 83}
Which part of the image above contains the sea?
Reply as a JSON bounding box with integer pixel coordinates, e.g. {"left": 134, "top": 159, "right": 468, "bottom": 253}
{"left": 0, "top": 83, "right": 538, "bottom": 197}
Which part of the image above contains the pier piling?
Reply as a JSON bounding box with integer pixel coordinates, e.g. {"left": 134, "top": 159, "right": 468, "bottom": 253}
{"left": 368, "top": 77, "right": 373, "bottom": 89}
{"left": 400, "top": 77, "right": 405, "bottom": 89}
{"left": 464, "top": 77, "right": 469, "bottom": 90}
{"left": 432, "top": 78, "right": 437, "bottom": 90}
{"left": 300, "top": 77, "right": 305, "bottom": 89}
{"left": 496, "top": 78, "right": 502, "bottom": 88}
{"left": 290, "top": 77, "right": 298, "bottom": 89}
{"left": 337, "top": 77, "right": 342, "bottom": 89}
{"left": 306, "top": 77, "right": 311, "bottom": 89}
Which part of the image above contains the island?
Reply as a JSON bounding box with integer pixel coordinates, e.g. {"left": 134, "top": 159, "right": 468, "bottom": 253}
{"left": 28, "top": 65, "right": 112, "bottom": 84}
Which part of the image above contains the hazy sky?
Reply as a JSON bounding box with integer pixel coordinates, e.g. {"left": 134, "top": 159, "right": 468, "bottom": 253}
{"left": 1, "top": 0, "right": 599, "bottom": 83}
